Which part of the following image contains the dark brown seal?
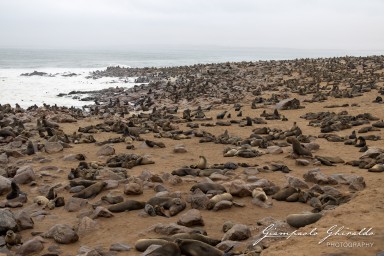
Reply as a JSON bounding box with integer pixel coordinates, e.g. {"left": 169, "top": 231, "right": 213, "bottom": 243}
{"left": 108, "top": 200, "right": 146, "bottom": 213}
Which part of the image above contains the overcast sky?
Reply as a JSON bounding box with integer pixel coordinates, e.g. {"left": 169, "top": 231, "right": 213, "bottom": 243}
{"left": 0, "top": 0, "right": 383, "bottom": 50}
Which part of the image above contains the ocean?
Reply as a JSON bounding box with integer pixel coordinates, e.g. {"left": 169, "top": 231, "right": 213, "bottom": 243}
{"left": 0, "top": 47, "right": 383, "bottom": 108}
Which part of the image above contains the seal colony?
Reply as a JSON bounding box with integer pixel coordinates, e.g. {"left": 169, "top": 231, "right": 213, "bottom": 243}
{"left": 0, "top": 55, "right": 384, "bottom": 255}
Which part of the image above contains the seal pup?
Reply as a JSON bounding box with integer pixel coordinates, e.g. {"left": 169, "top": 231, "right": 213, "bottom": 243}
{"left": 252, "top": 188, "right": 267, "bottom": 201}
{"left": 26, "top": 140, "right": 35, "bottom": 155}
{"left": 196, "top": 156, "right": 207, "bottom": 169}
{"left": 5, "top": 230, "right": 22, "bottom": 247}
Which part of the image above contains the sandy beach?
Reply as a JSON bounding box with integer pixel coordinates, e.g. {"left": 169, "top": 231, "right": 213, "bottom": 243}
{"left": 0, "top": 56, "right": 384, "bottom": 256}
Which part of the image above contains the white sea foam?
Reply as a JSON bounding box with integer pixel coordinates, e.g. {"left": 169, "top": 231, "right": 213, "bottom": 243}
{"left": 0, "top": 68, "right": 136, "bottom": 108}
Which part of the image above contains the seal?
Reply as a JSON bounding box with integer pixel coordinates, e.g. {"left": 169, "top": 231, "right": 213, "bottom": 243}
{"left": 207, "top": 193, "right": 233, "bottom": 210}
{"left": 135, "top": 238, "right": 170, "bottom": 252}
{"left": 72, "top": 181, "right": 107, "bottom": 199}
{"left": 287, "top": 137, "right": 313, "bottom": 157}
{"left": 176, "top": 238, "right": 224, "bottom": 256}
{"left": 146, "top": 242, "right": 181, "bottom": 256}
{"left": 108, "top": 200, "right": 146, "bottom": 213}
{"left": 190, "top": 183, "right": 226, "bottom": 194}
{"left": 6, "top": 181, "right": 21, "bottom": 200}
{"left": 146, "top": 197, "right": 186, "bottom": 216}
{"left": 196, "top": 156, "right": 207, "bottom": 169}
{"left": 26, "top": 140, "right": 35, "bottom": 155}
{"left": 5, "top": 230, "right": 22, "bottom": 247}
{"left": 34, "top": 196, "right": 55, "bottom": 210}
{"left": 252, "top": 188, "right": 267, "bottom": 201}
{"left": 171, "top": 233, "right": 221, "bottom": 246}
{"left": 271, "top": 186, "right": 297, "bottom": 201}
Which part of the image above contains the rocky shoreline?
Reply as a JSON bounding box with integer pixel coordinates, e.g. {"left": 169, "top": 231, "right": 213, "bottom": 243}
{"left": 1, "top": 55, "right": 384, "bottom": 255}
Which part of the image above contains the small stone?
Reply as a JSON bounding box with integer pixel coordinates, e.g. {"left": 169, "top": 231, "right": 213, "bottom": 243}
{"left": 286, "top": 175, "right": 309, "bottom": 189}
{"left": 65, "top": 197, "right": 88, "bottom": 212}
{"left": 13, "top": 166, "right": 35, "bottom": 184}
{"left": 45, "top": 142, "right": 64, "bottom": 154}
{"left": 0, "top": 209, "right": 17, "bottom": 235}
{"left": 266, "top": 146, "right": 283, "bottom": 154}
{"left": 96, "top": 145, "right": 115, "bottom": 156}
{"left": 110, "top": 243, "right": 131, "bottom": 252}
{"left": 124, "top": 183, "right": 143, "bottom": 195}
{"left": 296, "top": 159, "right": 310, "bottom": 166}
{"left": 213, "top": 200, "right": 233, "bottom": 211}
{"left": 173, "top": 145, "right": 187, "bottom": 153}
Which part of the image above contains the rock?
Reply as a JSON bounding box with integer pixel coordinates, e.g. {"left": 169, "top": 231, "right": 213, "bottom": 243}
{"left": 65, "top": 197, "right": 88, "bottom": 212}
{"left": 90, "top": 206, "right": 114, "bottom": 219}
{"left": 210, "top": 173, "right": 229, "bottom": 181}
{"left": 286, "top": 213, "right": 322, "bottom": 228}
{"left": 16, "top": 236, "right": 45, "bottom": 256}
{"left": 45, "top": 142, "right": 64, "bottom": 154}
{"left": 286, "top": 175, "right": 309, "bottom": 189}
{"left": 15, "top": 210, "right": 34, "bottom": 230}
{"left": 266, "top": 146, "right": 283, "bottom": 154}
{"left": 97, "top": 145, "right": 115, "bottom": 156}
{"left": 0, "top": 209, "right": 17, "bottom": 235}
{"left": 124, "top": 183, "right": 143, "bottom": 195}
{"left": 222, "top": 224, "right": 251, "bottom": 241}
{"left": 189, "top": 189, "right": 210, "bottom": 210}
{"left": 0, "top": 153, "right": 8, "bottom": 164}
{"left": 213, "top": 200, "right": 233, "bottom": 211}
{"left": 177, "top": 209, "right": 204, "bottom": 227}
{"left": 228, "top": 180, "right": 252, "bottom": 197}
{"left": 173, "top": 145, "right": 187, "bottom": 153}
{"left": 0, "top": 176, "right": 11, "bottom": 195}
{"left": 63, "top": 154, "right": 83, "bottom": 161}
{"left": 275, "top": 98, "right": 301, "bottom": 110}
{"left": 329, "top": 173, "right": 366, "bottom": 190}
{"left": 43, "top": 224, "right": 79, "bottom": 244}
{"left": 296, "top": 159, "right": 310, "bottom": 166}
{"left": 13, "top": 166, "right": 36, "bottom": 184}
{"left": 360, "top": 147, "right": 384, "bottom": 159}
{"left": 303, "top": 168, "right": 338, "bottom": 185}
{"left": 77, "top": 217, "right": 98, "bottom": 237}
{"left": 110, "top": 243, "right": 131, "bottom": 252}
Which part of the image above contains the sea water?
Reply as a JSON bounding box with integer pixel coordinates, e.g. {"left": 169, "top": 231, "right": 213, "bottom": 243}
{"left": 0, "top": 47, "right": 382, "bottom": 108}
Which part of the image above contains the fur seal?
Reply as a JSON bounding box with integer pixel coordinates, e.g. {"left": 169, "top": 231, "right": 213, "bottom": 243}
{"left": 146, "top": 197, "right": 186, "bottom": 216}
{"left": 252, "top": 188, "right": 267, "bottom": 201}
{"left": 207, "top": 193, "right": 233, "bottom": 210}
{"left": 5, "top": 230, "right": 22, "bottom": 247}
{"left": 34, "top": 196, "right": 55, "bottom": 210}
{"left": 6, "top": 181, "right": 21, "bottom": 200}
{"left": 272, "top": 187, "right": 297, "bottom": 201}
{"left": 287, "top": 137, "right": 313, "bottom": 157}
{"left": 72, "top": 181, "right": 107, "bottom": 199}
{"left": 108, "top": 200, "right": 146, "bottom": 213}
{"left": 176, "top": 239, "right": 224, "bottom": 256}
{"left": 171, "top": 233, "right": 221, "bottom": 246}
{"left": 286, "top": 213, "right": 322, "bottom": 228}
{"left": 190, "top": 183, "right": 226, "bottom": 194}
{"left": 135, "top": 238, "right": 170, "bottom": 252}
{"left": 146, "top": 242, "right": 181, "bottom": 256}
{"left": 26, "top": 141, "right": 35, "bottom": 155}
{"left": 196, "top": 156, "right": 207, "bottom": 169}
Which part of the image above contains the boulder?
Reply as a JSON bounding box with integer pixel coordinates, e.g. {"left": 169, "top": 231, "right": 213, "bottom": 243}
{"left": 286, "top": 213, "right": 322, "bottom": 228}
{"left": 0, "top": 209, "right": 18, "bottom": 235}
{"left": 222, "top": 224, "right": 251, "bottom": 241}
{"left": 97, "top": 145, "right": 115, "bottom": 156}
{"left": 177, "top": 209, "right": 204, "bottom": 227}
{"left": 13, "top": 166, "right": 36, "bottom": 184}
{"left": 45, "top": 142, "right": 64, "bottom": 154}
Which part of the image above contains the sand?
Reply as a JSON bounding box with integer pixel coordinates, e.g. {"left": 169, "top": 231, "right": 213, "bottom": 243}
{"left": 0, "top": 57, "right": 383, "bottom": 256}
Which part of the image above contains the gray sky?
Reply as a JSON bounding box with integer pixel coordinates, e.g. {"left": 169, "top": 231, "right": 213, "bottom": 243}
{"left": 0, "top": 0, "right": 383, "bottom": 50}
